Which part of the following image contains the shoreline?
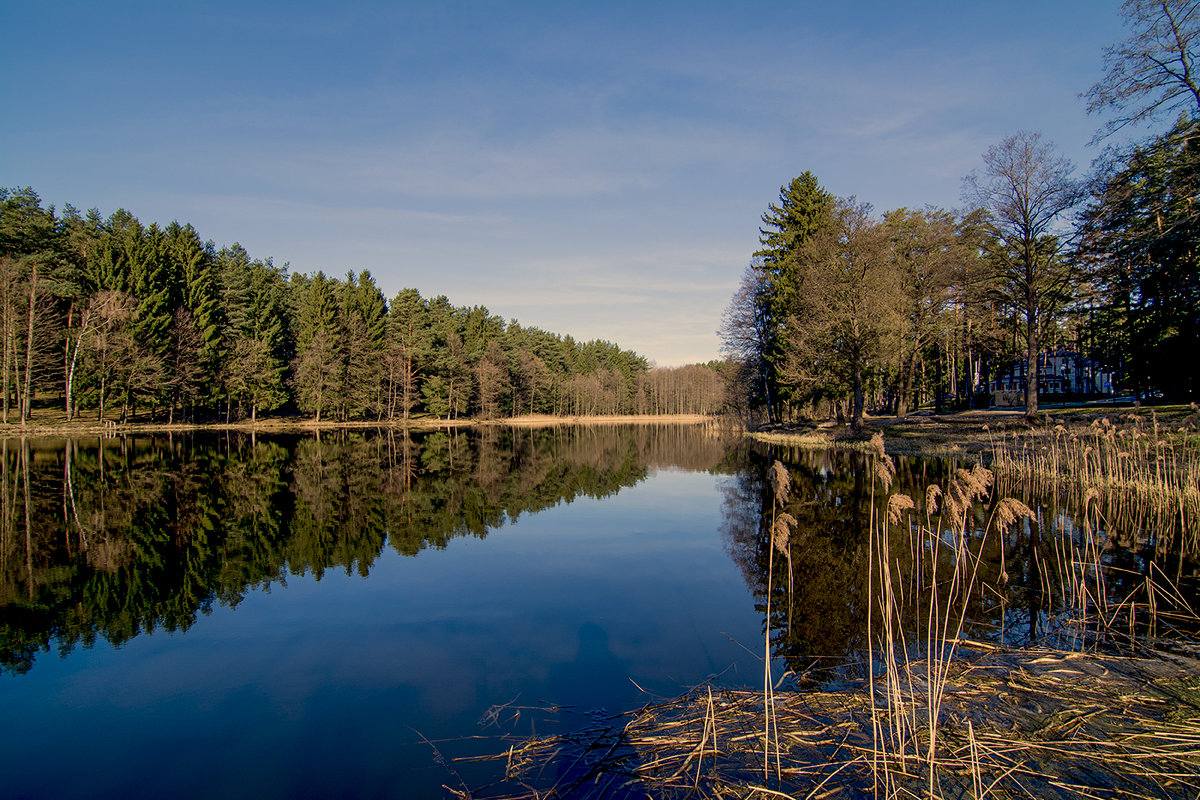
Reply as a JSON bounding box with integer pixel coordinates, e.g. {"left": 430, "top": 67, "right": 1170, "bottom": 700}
{"left": 490, "top": 640, "right": 1200, "bottom": 799}
{"left": 749, "top": 404, "right": 1199, "bottom": 458}
{"left": 0, "top": 412, "right": 717, "bottom": 440}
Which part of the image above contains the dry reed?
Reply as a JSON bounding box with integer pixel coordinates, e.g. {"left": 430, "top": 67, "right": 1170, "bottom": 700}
{"left": 476, "top": 644, "right": 1200, "bottom": 799}
{"left": 473, "top": 432, "right": 1200, "bottom": 799}
{"left": 987, "top": 411, "right": 1200, "bottom": 561}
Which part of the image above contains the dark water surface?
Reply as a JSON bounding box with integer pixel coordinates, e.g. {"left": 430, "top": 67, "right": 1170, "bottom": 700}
{"left": 2, "top": 426, "right": 1194, "bottom": 799}
{"left": 0, "top": 426, "right": 760, "bottom": 799}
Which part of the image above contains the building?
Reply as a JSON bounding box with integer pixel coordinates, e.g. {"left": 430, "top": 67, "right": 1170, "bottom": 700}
{"left": 989, "top": 350, "right": 1114, "bottom": 407}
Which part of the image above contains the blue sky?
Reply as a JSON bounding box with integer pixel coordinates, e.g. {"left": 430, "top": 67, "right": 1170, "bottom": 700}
{"left": 1, "top": 1, "right": 1135, "bottom": 366}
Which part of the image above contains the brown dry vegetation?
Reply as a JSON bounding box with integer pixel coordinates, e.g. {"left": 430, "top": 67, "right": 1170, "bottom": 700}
{"left": 0, "top": 412, "right": 717, "bottom": 440}
{"left": 483, "top": 644, "right": 1200, "bottom": 799}
{"left": 750, "top": 404, "right": 1200, "bottom": 459}
{"left": 470, "top": 413, "right": 1200, "bottom": 799}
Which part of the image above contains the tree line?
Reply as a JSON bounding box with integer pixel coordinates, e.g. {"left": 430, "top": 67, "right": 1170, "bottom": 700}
{"left": 722, "top": 0, "right": 1200, "bottom": 426}
{"left": 0, "top": 196, "right": 726, "bottom": 425}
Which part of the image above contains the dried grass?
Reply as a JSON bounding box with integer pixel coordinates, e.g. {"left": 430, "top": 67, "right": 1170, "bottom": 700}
{"left": 477, "top": 645, "right": 1200, "bottom": 799}
{"left": 469, "top": 432, "right": 1200, "bottom": 800}
{"left": 987, "top": 411, "right": 1200, "bottom": 558}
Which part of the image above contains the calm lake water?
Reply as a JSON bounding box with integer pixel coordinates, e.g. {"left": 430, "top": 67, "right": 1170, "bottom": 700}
{"left": 1, "top": 425, "right": 1194, "bottom": 799}
{"left": 1, "top": 427, "right": 759, "bottom": 799}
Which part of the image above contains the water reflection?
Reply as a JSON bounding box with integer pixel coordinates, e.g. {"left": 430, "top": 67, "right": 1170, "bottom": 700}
{"left": 7, "top": 424, "right": 1195, "bottom": 692}
{"left": 725, "top": 444, "right": 1200, "bottom": 683}
{"left": 0, "top": 425, "right": 731, "bottom": 674}
{"left": 544, "top": 622, "right": 632, "bottom": 719}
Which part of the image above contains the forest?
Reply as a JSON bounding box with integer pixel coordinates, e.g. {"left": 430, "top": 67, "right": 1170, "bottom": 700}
{"left": 721, "top": 0, "right": 1200, "bottom": 428}
{"left": 0, "top": 195, "right": 726, "bottom": 426}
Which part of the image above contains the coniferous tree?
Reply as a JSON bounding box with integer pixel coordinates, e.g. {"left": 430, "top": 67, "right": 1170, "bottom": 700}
{"left": 290, "top": 273, "right": 345, "bottom": 422}
{"left": 0, "top": 188, "right": 62, "bottom": 423}
{"left": 387, "top": 288, "right": 433, "bottom": 420}
{"left": 166, "top": 222, "right": 224, "bottom": 408}
{"left": 752, "top": 172, "right": 837, "bottom": 421}
{"left": 129, "top": 224, "right": 174, "bottom": 362}
{"left": 1080, "top": 115, "right": 1200, "bottom": 399}
{"left": 341, "top": 271, "right": 387, "bottom": 419}
{"left": 58, "top": 205, "right": 101, "bottom": 419}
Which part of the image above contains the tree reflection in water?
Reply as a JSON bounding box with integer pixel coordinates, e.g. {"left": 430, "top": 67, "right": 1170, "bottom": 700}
{"left": 723, "top": 444, "right": 1200, "bottom": 685}
{"left": 4, "top": 426, "right": 1194, "bottom": 684}
{"left": 0, "top": 424, "right": 731, "bottom": 674}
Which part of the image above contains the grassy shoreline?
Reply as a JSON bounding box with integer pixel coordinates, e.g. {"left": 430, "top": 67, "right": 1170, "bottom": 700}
{"left": 0, "top": 412, "right": 716, "bottom": 439}
{"left": 487, "top": 642, "right": 1200, "bottom": 799}
{"left": 750, "top": 404, "right": 1200, "bottom": 458}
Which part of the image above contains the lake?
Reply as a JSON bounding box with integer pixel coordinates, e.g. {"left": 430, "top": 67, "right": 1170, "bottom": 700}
{"left": 1, "top": 425, "right": 1194, "bottom": 799}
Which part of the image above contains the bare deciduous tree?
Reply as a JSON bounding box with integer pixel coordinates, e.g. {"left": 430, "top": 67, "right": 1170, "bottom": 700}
{"left": 719, "top": 264, "right": 778, "bottom": 421}
{"left": 1086, "top": 0, "right": 1200, "bottom": 138}
{"left": 884, "top": 208, "right": 961, "bottom": 417}
{"left": 964, "top": 131, "right": 1082, "bottom": 422}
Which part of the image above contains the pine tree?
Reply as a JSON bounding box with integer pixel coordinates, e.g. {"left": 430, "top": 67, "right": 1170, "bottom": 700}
{"left": 1080, "top": 115, "right": 1200, "bottom": 400}
{"left": 0, "top": 187, "right": 64, "bottom": 423}
{"left": 387, "top": 288, "right": 434, "bottom": 420}
{"left": 751, "top": 172, "right": 837, "bottom": 420}
{"left": 291, "top": 272, "right": 345, "bottom": 421}
{"left": 165, "top": 222, "right": 224, "bottom": 412}
{"left": 341, "top": 271, "right": 388, "bottom": 418}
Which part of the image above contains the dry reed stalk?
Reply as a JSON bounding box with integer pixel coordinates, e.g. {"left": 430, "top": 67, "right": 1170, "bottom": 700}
{"left": 990, "top": 415, "right": 1200, "bottom": 562}
{"left": 481, "top": 644, "right": 1200, "bottom": 799}
{"left": 479, "top": 428, "right": 1200, "bottom": 799}
{"left": 764, "top": 460, "right": 794, "bottom": 786}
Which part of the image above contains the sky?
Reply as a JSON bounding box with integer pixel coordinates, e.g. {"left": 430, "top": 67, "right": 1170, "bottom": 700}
{"left": 1, "top": 1, "right": 1139, "bottom": 366}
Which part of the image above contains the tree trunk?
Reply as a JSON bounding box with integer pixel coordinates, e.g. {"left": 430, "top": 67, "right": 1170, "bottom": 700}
{"left": 896, "top": 345, "right": 919, "bottom": 418}
{"left": 63, "top": 304, "right": 73, "bottom": 419}
{"left": 65, "top": 314, "right": 90, "bottom": 424}
{"left": 851, "top": 361, "right": 866, "bottom": 429}
{"left": 1025, "top": 321, "right": 1041, "bottom": 423}
{"left": 22, "top": 265, "right": 37, "bottom": 425}
{"left": 2, "top": 280, "right": 12, "bottom": 425}
{"left": 934, "top": 342, "right": 944, "bottom": 415}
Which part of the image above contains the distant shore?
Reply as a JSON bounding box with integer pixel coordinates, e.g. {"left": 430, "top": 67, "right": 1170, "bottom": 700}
{"left": 5, "top": 405, "right": 1194, "bottom": 451}
{"left": 0, "top": 412, "right": 717, "bottom": 439}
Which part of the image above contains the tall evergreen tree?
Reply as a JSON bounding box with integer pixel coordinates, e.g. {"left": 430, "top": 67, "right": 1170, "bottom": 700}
{"left": 129, "top": 223, "right": 174, "bottom": 362}
{"left": 59, "top": 205, "right": 102, "bottom": 419}
{"left": 165, "top": 222, "right": 224, "bottom": 412}
{"left": 0, "top": 187, "right": 63, "bottom": 423}
{"left": 387, "top": 288, "right": 434, "bottom": 420}
{"left": 291, "top": 272, "right": 345, "bottom": 421}
{"left": 752, "top": 172, "right": 837, "bottom": 420}
{"left": 1079, "top": 115, "right": 1200, "bottom": 399}
{"left": 340, "top": 271, "right": 388, "bottom": 418}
